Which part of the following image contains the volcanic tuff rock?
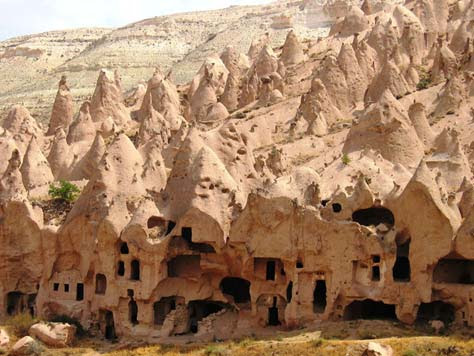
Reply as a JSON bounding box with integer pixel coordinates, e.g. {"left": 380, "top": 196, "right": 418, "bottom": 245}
{"left": 3, "top": 0, "right": 474, "bottom": 348}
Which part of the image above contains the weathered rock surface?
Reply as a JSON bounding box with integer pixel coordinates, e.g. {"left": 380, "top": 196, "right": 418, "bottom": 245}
{"left": 29, "top": 322, "right": 76, "bottom": 347}
{"left": 1, "top": 0, "right": 474, "bottom": 347}
{"left": 9, "top": 336, "right": 42, "bottom": 356}
{"left": 362, "top": 342, "right": 394, "bottom": 356}
{"left": 0, "top": 328, "right": 9, "bottom": 347}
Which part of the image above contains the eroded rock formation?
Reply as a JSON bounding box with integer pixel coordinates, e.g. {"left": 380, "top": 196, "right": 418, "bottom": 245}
{"left": 2, "top": 0, "right": 474, "bottom": 346}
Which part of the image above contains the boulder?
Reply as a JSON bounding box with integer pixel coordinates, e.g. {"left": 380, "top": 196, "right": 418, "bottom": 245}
{"left": 362, "top": 342, "right": 394, "bottom": 356}
{"left": 10, "top": 336, "right": 42, "bottom": 356}
{"left": 0, "top": 328, "right": 9, "bottom": 347}
{"left": 29, "top": 322, "right": 76, "bottom": 347}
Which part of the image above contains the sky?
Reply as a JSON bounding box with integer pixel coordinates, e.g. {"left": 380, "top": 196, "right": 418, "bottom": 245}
{"left": 0, "top": 0, "right": 273, "bottom": 41}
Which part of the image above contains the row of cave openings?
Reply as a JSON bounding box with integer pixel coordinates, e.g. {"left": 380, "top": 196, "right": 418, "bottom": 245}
{"left": 34, "top": 208, "right": 474, "bottom": 338}
{"left": 97, "top": 276, "right": 327, "bottom": 340}
{"left": 348, "top": 207, "right": 474, "bottom": 285}
{"left": 97, "top": 294, "right": 459, "bottom": 340}
{"left": 342, "top": 299, "right": 457, "bottom": 326}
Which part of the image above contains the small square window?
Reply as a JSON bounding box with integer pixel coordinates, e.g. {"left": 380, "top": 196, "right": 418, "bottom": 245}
{"left": 53, "top": 283, "right": 59, "bottom": 291}
{"left": 64, "top": 284, "right": 70, "bottom": 292}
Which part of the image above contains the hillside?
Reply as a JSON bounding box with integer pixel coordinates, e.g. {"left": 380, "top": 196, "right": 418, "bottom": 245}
{"left": 0, "top": 1, "right": 332, "bottom": 125}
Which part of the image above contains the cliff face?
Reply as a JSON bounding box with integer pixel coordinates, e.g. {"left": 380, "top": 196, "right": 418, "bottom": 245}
{"left": 1, "top": 0, "right": 473, "bottom": 346}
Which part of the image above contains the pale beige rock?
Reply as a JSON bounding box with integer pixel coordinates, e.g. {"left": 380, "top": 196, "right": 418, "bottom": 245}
{"left": 1, "top": 0, "right": 474, "bottom": 344}
{"left": 20, "top": 136, "right": 54, "bottom": 191}
{"left": 137, "top": 100, "right": 170, "bottom": 148}
{"left": 220, "top": 45, "right": 249, "bottom": 78}
{"left": 365, "top": 59, "right": 412, "bottom": 104}
{"left": 189, "top": 67, "right": 218, "bottom": 122}
{"left": 124, "top": 82, "right": 147, "bottom": 110}
{"left": 139, "top": 68, "right": 182, "bottom": 133}
{"left": 10, "top": 336, "right": 42, "bottom": 356}
{"left": 433, "top": 75, "right": 466, "bottom": 118}
{"left": 69, "top": 132, "right": 106, "bottom": 180}
{"left": 338, "top": 43, "right": 367, "bottom": 104}
{"left": 431, "top": 37, "right": 458, "bottom": 84}
{"left": 280, "top": 30, "right": 305, "bottom": 66}
{"left": 90, "top": 69, "right": 130, "bottom": 126}
{"left": 67, "top": 101, "right": 96, "bottom": 145}
{"left": 204, "top": 102, "right": 230, "bottom": 124}
{"left": 2, "top": 105, "right": 43, "bottom": 153}
{"left": 220, "top": 73, "right": 240, "bottom": 112}
{"left": 0, "top": 132, "right": 21, "bottom": 175}
{"left": 330, "top": 6, "right": 370, "bottom": 37}
{"left": 248, "top": 33, "right": 270, "bottom": 61}
{"left": 0, "top": 149, "right": 27, "bottom": 201}
{"left": 314, "top": 55, "right": 351, "bottom": 112}
{"left": 408, "top": 101, "right": 435, "bottom": 147}
{"left": 29, "top": 322, "right": 76, "bottom": 347}
{"left": 47, "top": 76, "right": 73, "bottom": 136}
{"left": 345, "top": 90, "right": 424, "bottom": 168}
{"left": 362, "top": 342, "right": 393, "bottom": 356}
{"left": 0, "top": 328, "right": 9, "bottom": 347}
{"left": 254, "top": 45, "right": 278, "bottom": 78}
{"left": 48, "top": 128, "right": 73, "bottom": 180}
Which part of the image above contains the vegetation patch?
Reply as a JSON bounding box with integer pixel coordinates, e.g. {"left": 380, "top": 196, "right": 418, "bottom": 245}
{"left": 48, "top": 180, "right": 81, "bottom": 202}
{"left": 5, "top": 312, "right": 38, "bottom": 338}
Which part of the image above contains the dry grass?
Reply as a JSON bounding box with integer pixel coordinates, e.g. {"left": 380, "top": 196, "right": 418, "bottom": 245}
{"left": 4, "top": 320, "right": 474, "bottom": 356}
{"left": 4, "top": 312, "right": 39, "bottom": 339}
{"left": 97, "top": 337, "right": 474, "bottom": 356}
{"left": 5, "top": 335, "right": 474, "bottom": 356}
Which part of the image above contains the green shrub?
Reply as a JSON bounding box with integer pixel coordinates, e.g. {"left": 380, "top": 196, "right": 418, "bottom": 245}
{"left": 342, "top": 154, "right": 351, "bottom": 165}
{"left": 50, "top": 314, "right": 86, "bottom": 337}
{"left": 48, "top": 180, "right": 80, "bottom": 202}
{"left": 403, "top": 350, "right": 419, "bottom": 356}
{"left": 6, "top": 312, "right": 38, "bottom": 337}
{"left": 416, "top": 71, "right": 432, "bottom": 91}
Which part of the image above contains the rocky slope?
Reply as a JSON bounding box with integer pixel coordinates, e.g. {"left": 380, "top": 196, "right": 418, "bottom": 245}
{"left": 0, "top": 0, "right": 335, "bottom": 126}
{"left": 1, "top": 0, "right": 474, "bottom": 352}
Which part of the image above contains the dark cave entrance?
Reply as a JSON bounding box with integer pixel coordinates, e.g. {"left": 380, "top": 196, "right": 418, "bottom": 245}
{"left": 129, "top": 299, "right": 139, "bottom": 325}
{"left": 416, "top": 301, "right": 455, "bottom": 325}
{"left": 266, "top": 260, "right": 276, "bottom": 281}
{"left": 117, "top": 261, "right": 125, "bottom": 276}
{"left": 153, "top": 297, "right": 176, "bottom": 326}
{"left": 120, "top": 242, "right": 129, "bottom": 254}
{"left": 393, "top": 240, "right": 411, "bottom": 282}
{"left": 182, "top": 227, "right": 192, "bottom": 242}
{"left": 313, "top": 280, "right": 327, "bottom": 314}
{"left": 76, "top": 283, "right": 84, "bottom": 301}
{"left": 131, "top": 260, "right": 140, "bottom": 281}
{"left": 220, "top": 277, "right": 251, "bottom": 304}
{"left": 433, "top": 258, "right": 474, "bottom": 284}
{"left": 100, "top": 310, "right": 116, "bottom": 340}
{"left": 352, "top": 207, "right": 395, "bottom": 227}
{"left": 343, "top": 299, "right": 397, "bottom": 321}
{"left": 188, "top": 301, "right": 225, "bottom": 333}
{"left": 286, "top": 281, "right": 293, "bottom": 303}
{"left": 268, "top": 297, "right": 280, "bottom": 326}
{"left": 6, "top": 292, "right": 35, "bottom": 316}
